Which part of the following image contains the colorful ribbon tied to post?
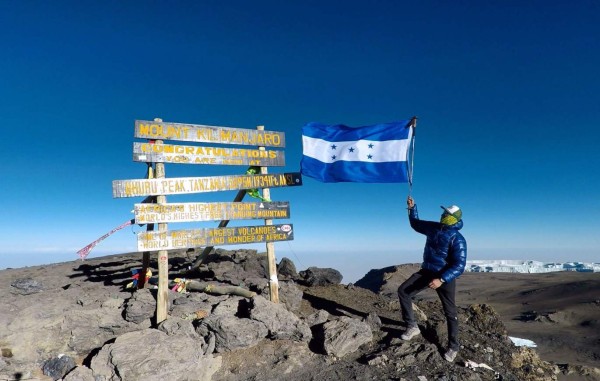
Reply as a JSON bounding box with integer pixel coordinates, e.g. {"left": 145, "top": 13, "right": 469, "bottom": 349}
{"left": 126, "top": 268, "right": 153, "bottom": 289}
{"left": 171, "top": 278, "right": 190, "bottom": 293}
{"left": 76, "top": 220, "right": 133, "bottom": 260}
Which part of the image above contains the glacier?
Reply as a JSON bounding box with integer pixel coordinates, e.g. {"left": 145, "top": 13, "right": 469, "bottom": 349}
{"left": 465, "top": 260, "right": 600, "bottom": 273}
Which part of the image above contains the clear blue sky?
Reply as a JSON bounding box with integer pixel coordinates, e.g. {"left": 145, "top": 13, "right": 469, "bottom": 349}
{"left": 1, "top": 1, "right": 599, "bottom": 282}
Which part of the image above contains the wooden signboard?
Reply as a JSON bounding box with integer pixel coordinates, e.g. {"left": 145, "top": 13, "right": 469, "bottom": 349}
{"left": 132, "top": 142, "right": 285, "bottom": 166}
{"left": 113, "top": 172, "right": 302, "bottom": 198}
{"left": 133, "top": 201, "right": 290, "bottom": 224}
{"left": 137, "top": 223, "right": 294, "bottom": 251}
{"left": 135, "top": 120, "right": 285, "bottom": 147}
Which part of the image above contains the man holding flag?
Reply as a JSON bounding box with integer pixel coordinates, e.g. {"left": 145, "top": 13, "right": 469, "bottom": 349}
{"left": 398, "top": 196, "right": 467, "bottom": 362}
{"left": 301, "top": 118, "right": 467, "bottom": 362}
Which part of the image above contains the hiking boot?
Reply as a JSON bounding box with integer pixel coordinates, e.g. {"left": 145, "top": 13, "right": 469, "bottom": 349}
{"left": 444, "top": 348, "right": 458, "bottom": 362}
{"left": 400, "top": 326, "right": 420, "bottom": 340}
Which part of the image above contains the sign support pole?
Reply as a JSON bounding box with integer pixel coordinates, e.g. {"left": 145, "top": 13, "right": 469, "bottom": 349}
{"left": 138, "top": 163, "right": 154, "bottom": 289}
{"left": 154, "top": 118, "right": 169, "bottom": 323}
{"left": 189, "top": 189, "right": 246, "bottom": 271}
{"left": 258, "top": 125, "right": 279, "bottom": 303}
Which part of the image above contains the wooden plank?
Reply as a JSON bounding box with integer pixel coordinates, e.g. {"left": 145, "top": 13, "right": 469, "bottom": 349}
{"left": 132, "top": 142, "right": 285, "bottom": 166}
{"left": 134, "top": 120, "right": 285, "bottom": 147}
{"left": 134, "top": 201, "right": 290, "bottom": 224}
{"left": 113, "top": 172, "right": 302, "bottom": 198}
{"left": 137, "top": 224, "right": 294, "bottom": 251}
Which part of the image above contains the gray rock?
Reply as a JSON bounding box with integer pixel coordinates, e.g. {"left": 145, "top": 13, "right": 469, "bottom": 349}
{"left": 249, "top": 295, "right": 311, "bottom": 342}
{"left": 10, "top": 278, "right": 43, "bottom": 295}
{"left": 354, "top": 264, "right": 421, "bottom": 299}
{"left": 124, "top": 288, "right": 155, "bottom": 324}
{"left": 279, "top": 281, "right": 303, "bottom": 312}
{"left": 204, "top": 249, "right": 268, "bottom": 285}
{"left": 257, "top": 281, "right": 303, "bottom": 311}
{"left": 277, "top": 257, "right": 298, "bottom": 279}
{"left": 197, "top": 315, "right": 268, "bottom": 352}
{"left": 90, "top": 329, "right": 221, "bottom": 381}
{"left": 62, "top": 366, "right": 94, "bottom": 381}
{"left": 63, "top": 307, "right": 138, "bottom": 353}
{"left": 203, "top": 331, "right": 216, "bottom": 355}
{"left": 363, "top": 311, "right": 383, "bottom": 332}
{"left": 42, "top": 355, "right": 76, "bottom": 380}
{"left": 211, "top": 296, "right": 245, "bottom": 317}
{"left": 169, "top": 293, "right": 214, "bottom": 320}
{"left": 299, "top": 267, "right": 343, "bottom": 286}
{"left": 321, "top": 316, "right": 373, "bottom": 357}
{"left": 304, "top": 309, "right": 330, "bottom": 327}
{"left": 158, "top": 317, "right": 199, "bottom": 338}
{"left": 367, "top": 353, "right": 388, "bottom": 366}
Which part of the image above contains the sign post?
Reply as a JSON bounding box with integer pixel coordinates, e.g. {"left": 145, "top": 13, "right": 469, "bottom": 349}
{"left": 114, "top": 118, "right": 300, "bottom": 316}
{"left": 154, "top": 118, "right": 169, "bottom": 323}
{"left": 258, "top": 125, "right": 279, "bottom": 303}
{"left": 138, "top": 163, "right": 154, "bottom": 290}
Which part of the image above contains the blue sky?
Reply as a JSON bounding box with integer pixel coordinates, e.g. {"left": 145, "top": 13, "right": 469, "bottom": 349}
{"left": 1, "top": 1, "right": 599, "bottom": 282}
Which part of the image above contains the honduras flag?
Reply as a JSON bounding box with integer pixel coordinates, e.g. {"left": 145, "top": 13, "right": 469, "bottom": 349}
{"left": 301, "top": 120, "right": 414, "bottom": 183}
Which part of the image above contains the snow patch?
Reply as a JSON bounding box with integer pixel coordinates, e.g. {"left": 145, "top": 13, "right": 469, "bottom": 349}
{"left": 509, "top": 337, "right": 537, "bottom": 348}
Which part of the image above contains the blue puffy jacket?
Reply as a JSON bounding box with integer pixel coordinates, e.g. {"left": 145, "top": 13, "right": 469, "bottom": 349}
{"left": 408, "top": 205, "right": 467, "bottom": 283}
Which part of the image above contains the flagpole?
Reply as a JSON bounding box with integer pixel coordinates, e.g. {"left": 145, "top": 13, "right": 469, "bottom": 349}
{"left": 408, "top": 116, "right": 417, "bottom": 196}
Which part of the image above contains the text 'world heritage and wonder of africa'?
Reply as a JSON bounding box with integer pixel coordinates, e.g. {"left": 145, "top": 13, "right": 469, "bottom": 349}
{"left": 137, "top": 224, "right": 294, "bottom": 251}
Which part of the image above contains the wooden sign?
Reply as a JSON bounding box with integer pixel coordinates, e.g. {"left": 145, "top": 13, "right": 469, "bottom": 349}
{"left": 137, "top": 223, "right": 294, "bottom": 251}
{"left": 135, "top": 120, "right": 286, "bottom": 147}
{"left": 133, "top": 201, "right": 290, "bottom": 224}
{"left": 132, "top": 142, "right": 285, "bottom": 166}
{"left": 113, "top": 173, "right": 302, "bottom": 198}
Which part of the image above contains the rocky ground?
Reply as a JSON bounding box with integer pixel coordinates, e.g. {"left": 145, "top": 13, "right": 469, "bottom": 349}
{"left": 1, "top": 249, "right": 599, "bottom": 381}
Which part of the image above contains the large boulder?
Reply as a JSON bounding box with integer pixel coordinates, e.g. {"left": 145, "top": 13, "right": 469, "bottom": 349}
{"left": 299, "top": 267, "right": 343, "bottom": 286}
{"left": 257, "top": 280, "right": 303, "bottom": 311}
{"left": 304, "top": 309, "right": 330, "bottom": 327}
{"left": 196, "top": 314, "right": 268, "bottom": 353}
{"left": 465, "top": 304, "right": 508, "bottom": 336}
{"left": 277, "top": 257, "right": 299, "bottom": 280}
{"left": 249, "top": 295, "right": 311, "bottom": 341}
{"left": 158, "top": 316, "right": 199, "bottom": 338}
{"left": 202, "top": 249, "right": 268, "bottom": 285}
{"left": 319, "top": 316, "right": 373, "bottom": 357}
{"left": 63, "top": 305, "right": 138, "bottom": 353}
{"left": 354, "top": 264, "right": 420, "bottom": 299}
{"left": 124, "top": 288, "right": 155, "bottom": 325}
{"left": 90, "top": 329, "right": 221, "bottom": 381}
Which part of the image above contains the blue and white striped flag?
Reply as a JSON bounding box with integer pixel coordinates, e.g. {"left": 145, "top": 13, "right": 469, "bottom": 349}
{"left": 301, "top": 120, "right": 414, "bottom": 183}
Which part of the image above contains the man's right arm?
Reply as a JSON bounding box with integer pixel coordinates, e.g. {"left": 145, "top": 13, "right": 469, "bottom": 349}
{"left": 407, "top": 197, "right": 432, "bottom": 234}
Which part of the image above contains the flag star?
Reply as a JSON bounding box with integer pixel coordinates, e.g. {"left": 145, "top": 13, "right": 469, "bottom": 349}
{"left": 367, "top": 154, "right": 373, "bottom": 159}
{"left": 368, "top": 143, "right": 374, "bottom": 149}
{"left": 348, "top": 147, "right": 355, "bottom": 153}
{"left": 330, "top": 144, "right": 337, "bottom": 150}
{"left": 331, "top": 155, "right": 336, "bottom": 160}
